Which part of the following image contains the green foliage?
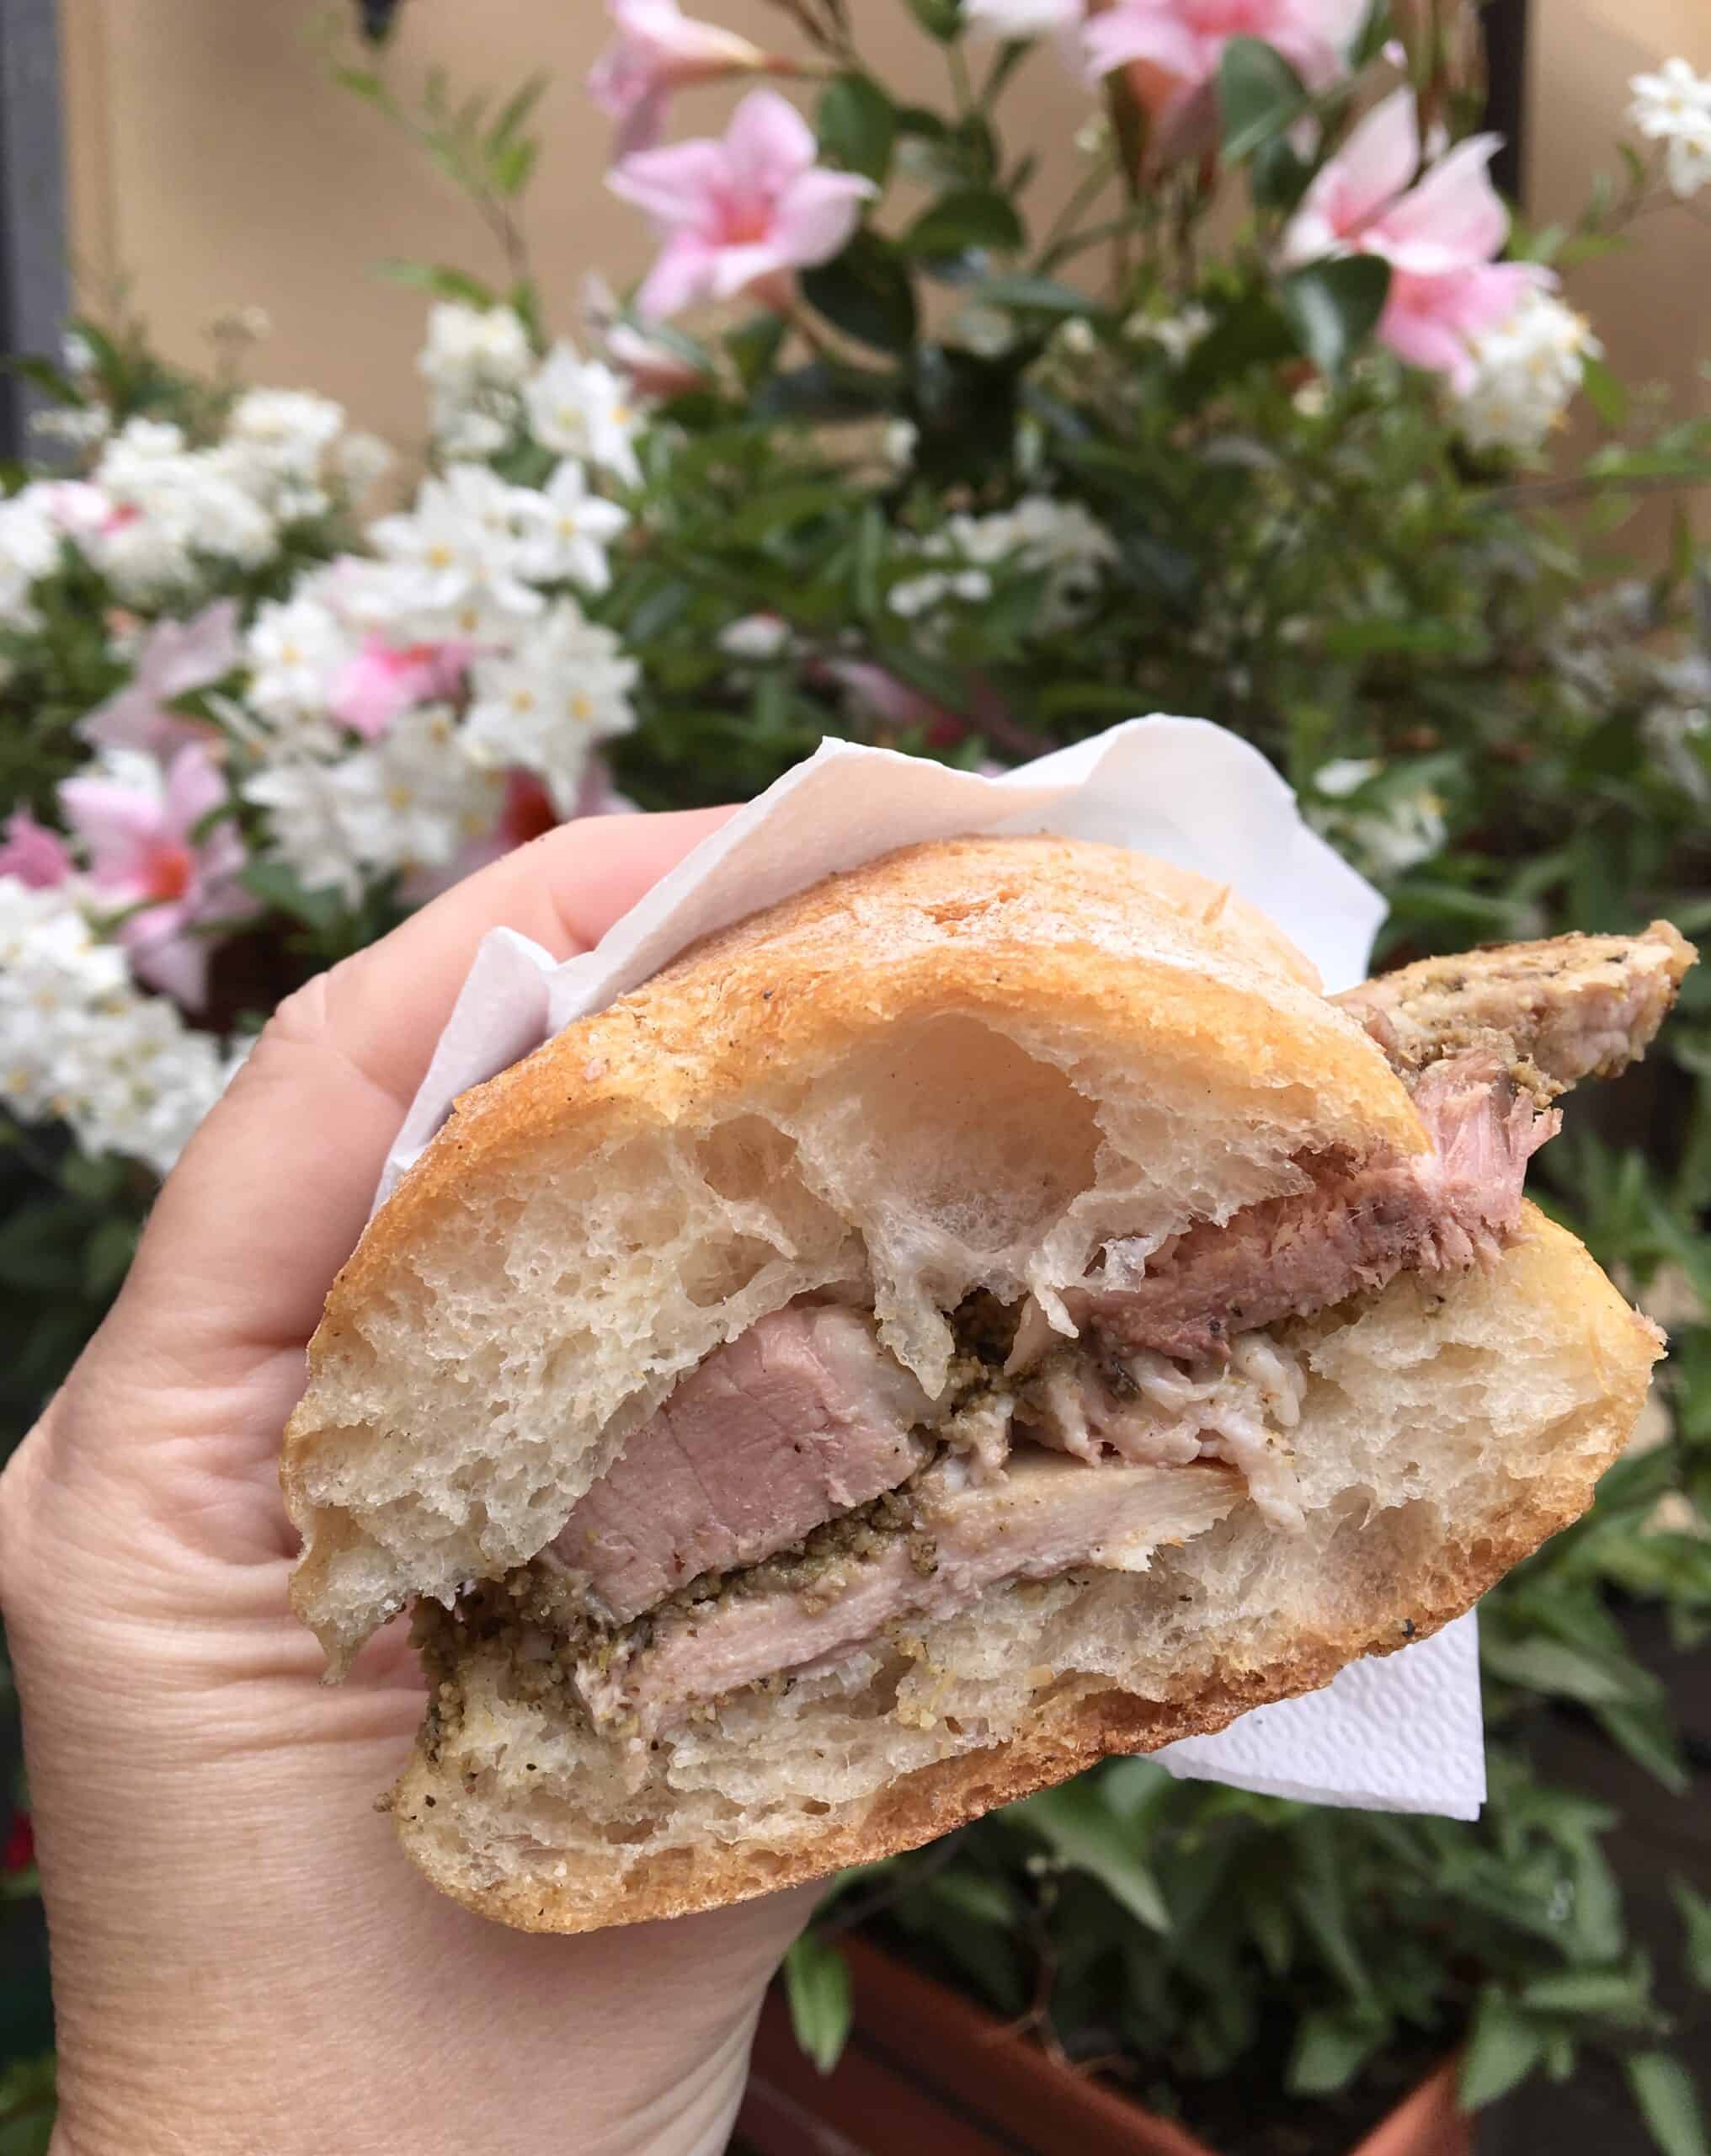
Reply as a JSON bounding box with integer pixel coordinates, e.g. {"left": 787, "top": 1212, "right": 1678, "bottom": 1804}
{"left": 817, "top": 73, "right": 898, "bottom": 184}
{"left": 1280, "top": 257, "right": 1392, "bottom": 378}
{"left": 819, "top": 1753, "right": 1703, "bottom": 2143}
{"left": 1218, "top": 37, "right": 1312, "bottom": 163}
{"left": 782, "top": 1932, "right": 854, "bottom": 2074}
{"left": 0, "top": 2057, "right": 54, "bottom": 2156}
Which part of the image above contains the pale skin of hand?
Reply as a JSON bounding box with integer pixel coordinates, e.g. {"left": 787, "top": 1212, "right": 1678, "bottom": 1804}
{"left": 0, "top": 810, "right": 814, "bottom": 2156}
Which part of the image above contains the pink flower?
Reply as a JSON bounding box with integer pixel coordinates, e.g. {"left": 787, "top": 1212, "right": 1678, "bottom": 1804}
{"left": 59, "top": 744, "right": 254, "bottom": 1008}
{"left": 1282, "top": 90, "right": 1546, "bottom": 388}
{"left": 34, "top": 481, "right": 113, "bottom": 539}
{"left": 608, "top": 88, "right": 877, "bottom": 319}
{"left": 589, "top": 0, "right": 783, "bottom": 157}
{"left": 0, "top": 807, "right": 74, "bottom": 889}
{"left": 77, "top": 599, "right": 241, "bottom": 758}
{"left": 1085, "top": 0, "right": 1364, "bottom": 119}
{"left": 328, "top": 635, "right": 470, "bottom": 741}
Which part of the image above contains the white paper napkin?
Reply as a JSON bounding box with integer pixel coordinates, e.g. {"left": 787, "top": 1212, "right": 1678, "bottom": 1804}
{"left": 376, "top": 716, "right": 1484, "bottom": 1821}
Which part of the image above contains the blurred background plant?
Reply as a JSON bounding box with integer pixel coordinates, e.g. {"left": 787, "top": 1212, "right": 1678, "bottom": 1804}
{"left": 2, "top": 1, "right": 1709, "bottom": 2150}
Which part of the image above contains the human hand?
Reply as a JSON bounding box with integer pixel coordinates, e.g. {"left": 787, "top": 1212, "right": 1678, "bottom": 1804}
{"left": 0, "top": 810, "right": 813, "bottom": 2156}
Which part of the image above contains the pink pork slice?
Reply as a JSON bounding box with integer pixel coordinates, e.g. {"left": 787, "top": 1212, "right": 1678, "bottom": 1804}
{"left": 1085, "top": 1050, "right": 1559, "bottom": 1363}
{"left": 577, "top": 1452, "right": 1244, "bottom": 1735}
{"left": 548, "top": 1305, "right": 932, "bottom": 1623}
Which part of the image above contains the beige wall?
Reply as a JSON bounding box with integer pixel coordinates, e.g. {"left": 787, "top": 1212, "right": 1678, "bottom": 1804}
{"left": 56, "top": 1, "right": 1711, "bottom": 454}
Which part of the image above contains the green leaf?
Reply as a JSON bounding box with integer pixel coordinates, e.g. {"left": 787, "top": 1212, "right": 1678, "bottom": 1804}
{"left": 1517, "top": 1965, "right": 1650, "bottom": 2020}
{"left": 83, "top": 1217, "right": 138, "bottom": 1299}
{"left": 1287, "top": 2009, "right": 1385, "bottom": 2096}
{"left": 376, "top": 260, "right": 498, "bottom": 307}
{"left": 1479, "top": 1631, "right": 1648, "bottom": 1707}
{"left": 1674, "top": 1880, "right": 1711, "bottom": 1990}
{"left": 1177, "top": 291, "right": 1294, "bottom": 397}
{"left": 925, "top": 1869, "right": 1017, "bottom": 1929}
{"left": 241, "top": 859, "right": 346, "bottom": 932}
{"left": 725, "top": 311, "right": 787, "bottom": 388}
{"left": 1591, "top": 1700, "right": 1692, "bottom": 1796}
{"left": 1010, "top": 1778, "right": 1170, "bottom": 1932}
{"left": 0, "top": 355, "right": 81, "bottom": 403}
{"left": 903, "top": 0, "right": 962, "bottom": 40}
{"left": 488, "top": 135, "right": 538, "bottom": 198}
{"left": 903, "top": 188, "right": 1024, "bottom": 259}
{"left": 486, "top": 72, "right": 547, "bottom": 153}
{"left": 1280, "top": 256, "right": 1391, "bottom": 379}
{"left": 1218, "top": 36, "right": 1310, "bottom": 163}
{"left": 1460, "top": 1992, "right": 1546, "bottom": 2108}
{"left": 975, "top": 275, "right": 1095, "bottom": 316}
{"left": 1582, "top": 355, "right": 1629, "bottom": 430}
{"left": 57, "top": 1150, "right": 128, "bottom": 1205}
{"left": 1250, "top": 134, "right": 1312, "bottom": 212}
{"left": 1625, "top": 2052, "right": 1709, "bottom": 2156}
{"left": 1567, "top": 1840, "right": 1625, "bottom": 1964}
{"left": 725, "top": 481, "right": 853, "bottom": 544}
{"left": 783, "top": 1933, "right": 853, "bottom": 2076}
{"left": 752, "top": 360, "right": 898, "bottom": 423}
{"left": 818, "top": 74, "right": 898, "bottom": 184}
{"left": 332, "top": 65, "right": 388, "bottom": 105}
{"left": 800, "top": 234, "right": 918, "bottom": 355}
{"left": 1321, "top": 617, "right": 1485, "bottom": 659}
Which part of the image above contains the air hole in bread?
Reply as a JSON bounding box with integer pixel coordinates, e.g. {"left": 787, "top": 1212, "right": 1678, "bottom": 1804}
{"left": 803, "top": 1017, "right": 1101, "bottom": 1256}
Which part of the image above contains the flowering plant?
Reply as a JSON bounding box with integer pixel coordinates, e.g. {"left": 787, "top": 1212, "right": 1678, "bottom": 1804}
{"left": 3, "top": 4, "right": 1711, "bottom": 2149}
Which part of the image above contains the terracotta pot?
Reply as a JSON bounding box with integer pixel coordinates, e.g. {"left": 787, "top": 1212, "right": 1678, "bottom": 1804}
{"left": 738, "top": 1936, "right": 1470, "bottom": 2156}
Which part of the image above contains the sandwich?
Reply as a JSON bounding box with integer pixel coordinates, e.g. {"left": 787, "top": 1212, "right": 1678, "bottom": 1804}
{"left": 282, "top": 836, "right": 1692, "bottom": 1931}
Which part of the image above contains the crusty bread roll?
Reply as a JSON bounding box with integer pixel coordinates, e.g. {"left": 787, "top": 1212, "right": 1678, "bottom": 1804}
{"left": 282, "top": 837, "right": 1673, "bottom": 1931}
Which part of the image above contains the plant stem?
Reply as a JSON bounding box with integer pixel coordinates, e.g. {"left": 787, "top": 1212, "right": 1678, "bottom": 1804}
{"left": 946, "top": 40, "right": 975, "bottom": 119}
{"left": 818, "top": 1833, "right": 968, "bottom": 1937}
{"left": 978, "top": 39, "right": 1032, "bottom": 112}
{"left": 1034, "top": 165, "right": 1117, "bottom": 275}
{"left": 1483, "top": 467, "right": 1711, "bottom": 512}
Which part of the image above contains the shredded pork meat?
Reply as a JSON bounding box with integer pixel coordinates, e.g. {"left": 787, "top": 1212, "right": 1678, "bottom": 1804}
{"left": 576, "top": 1454, "right": 1245, "bottom": 1737}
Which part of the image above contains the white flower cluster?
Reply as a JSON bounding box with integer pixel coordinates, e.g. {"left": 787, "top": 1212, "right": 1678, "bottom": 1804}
{"left": 418, "top": 305, "right": 644, "bottom": 485}
{"left": 1642, "top": 650, "right": 1711, "bottom": 807}
{"left": 0, "top": 299, "right": 653, "bottom": 1184}
{"left": 244, "top": 706, "right": 506, "bottom": 904}
{"left": 0, "top": 392, "right": 389, "bottom": 622}
{"left": 1311, "top": 758, "right": 1448, "bottom": 878}
{"left": 1123, "top": 304, "right": 1213, "bottom": 366}
{"left": 0, "top": 878, "right": 235, "bottom": 1175}
{"left": 1629, "top": 58, "right": 1711, "bottom": 200}
{"left": 462, "top": 604, "right": 640, "bottom": 809}
{"left": 1453, "top": 286, "right": 1602, "bottom": 454}
{"left": 231, "top": 461, "right": 635, "bottom": 899}
{"left": 889, "top": 496, "right": 1116, "bottom": 630}
{"left": 0, "top": 489, "right": 66, "bottom": 634}
{"left": 418, "top": 301, "right": 534, "bottom": 458}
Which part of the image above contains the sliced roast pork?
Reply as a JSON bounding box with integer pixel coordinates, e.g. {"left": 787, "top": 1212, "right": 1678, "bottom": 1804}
{"left": 1079, "top": 928, "right": 1692, "bottom": 1362}
{"left": 548, "top": 1305, "right": 932, "bottom": 1622}
{"left": 1085, "top": 1050, "right": 1556, "bottom": 1362}
{"left": 1335, "top": 921, "right": 1692, "bottom": 1091}
{"left": 576, "top": 1453, "right": 1244, "bottom": 1736}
